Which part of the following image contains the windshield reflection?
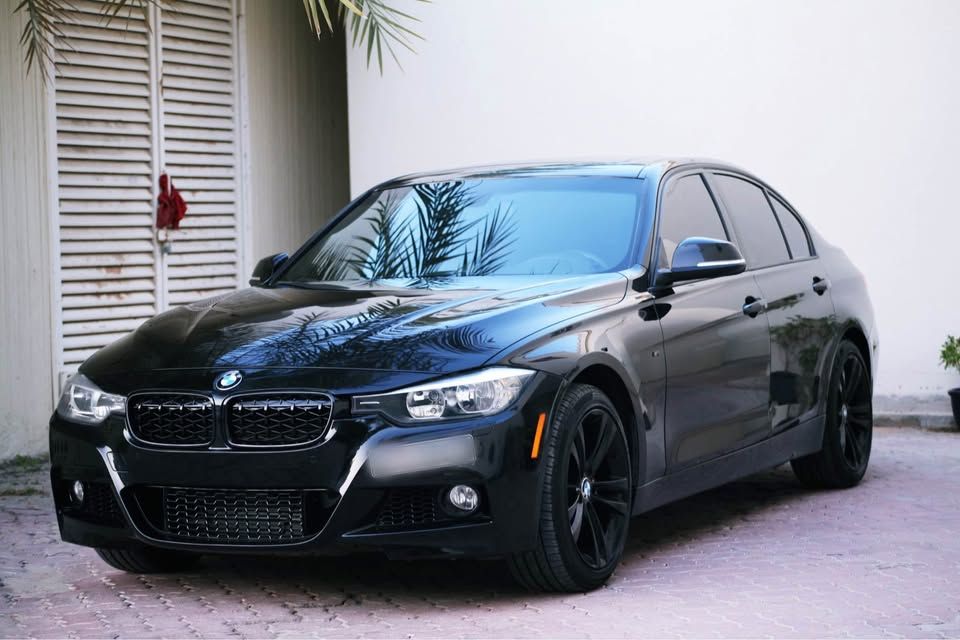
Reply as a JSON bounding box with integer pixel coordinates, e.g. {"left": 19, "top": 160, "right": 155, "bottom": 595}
{"left": 280, "top": 177, "right": 644, "bottom": 287}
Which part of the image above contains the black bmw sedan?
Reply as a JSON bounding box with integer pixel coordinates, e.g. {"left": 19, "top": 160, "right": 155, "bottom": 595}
{"left": 50, "top": 159, "right": 877, "bottom": 592}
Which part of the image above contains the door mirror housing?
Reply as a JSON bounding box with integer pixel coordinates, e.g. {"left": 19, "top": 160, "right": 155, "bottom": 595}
{"left": 249, "top": 253, "right": 288, "bottom": 287}
{"left": 655, "top": 237, "right": 746, "bottom": 288}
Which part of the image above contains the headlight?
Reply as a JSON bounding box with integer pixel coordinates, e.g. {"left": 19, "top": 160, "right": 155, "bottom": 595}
{"left": 352, "top": 367, "right": 535, "bottom": 423}
{"left": 56, "top": 373, "right": 126, "bottom": 425}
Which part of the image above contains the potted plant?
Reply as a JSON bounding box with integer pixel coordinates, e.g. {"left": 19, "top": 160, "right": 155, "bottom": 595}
{"left": 940, "top": 335, "right": 960, "bottom": 428}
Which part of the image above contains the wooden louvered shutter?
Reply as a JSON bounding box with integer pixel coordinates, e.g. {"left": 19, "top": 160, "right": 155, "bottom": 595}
{"left": 159, "top": 0, "right": 240, "bottom": 306}
{"left": 52, "top": 0, "right": 242, "bottom": 379}
{"left": 54, "top": 1, "right": 158, "bottom": 369}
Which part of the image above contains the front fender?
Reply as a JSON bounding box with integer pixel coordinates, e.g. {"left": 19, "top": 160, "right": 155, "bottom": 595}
{"left": 496, "top": 291, "right": 668, "bottom": 486}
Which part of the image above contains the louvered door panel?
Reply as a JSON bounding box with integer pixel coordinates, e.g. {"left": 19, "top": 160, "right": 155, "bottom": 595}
{"left": 54, "top": 4, "right": 157, "bottom": 368}
{"left": 160, "top": 0, "right": 240, "bottom": 305}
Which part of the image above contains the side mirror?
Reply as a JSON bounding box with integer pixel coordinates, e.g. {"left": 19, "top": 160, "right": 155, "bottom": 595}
{"left": 655, "top": 237, "right": 746, "bottom": 288}
{"left": 249, "top": 253, "right": 288, "bottom": 287}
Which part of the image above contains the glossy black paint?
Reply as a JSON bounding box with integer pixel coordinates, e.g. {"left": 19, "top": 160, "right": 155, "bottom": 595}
{"left": 51, "top": 158, "right": 878, "bottom": 559}
{"left": 249, "top": 252, "right": 288, "bottom": 286}
{"left": 654, "top": 236, "right": 746, "bottom": 287}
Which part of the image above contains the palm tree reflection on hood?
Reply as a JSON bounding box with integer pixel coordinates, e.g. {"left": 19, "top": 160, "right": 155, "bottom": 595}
{"left": 213, "top": 298, "right": 496, "bottom": 370}
{"left": 212, "top": 182, "right": 520, "bottom": 370}
{"left": 311, "top": 181, "right": 519, "bottom": 286}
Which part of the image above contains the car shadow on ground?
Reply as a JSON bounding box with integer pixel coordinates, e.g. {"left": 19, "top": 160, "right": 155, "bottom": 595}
{"left": 172, "top": 464, "right": 813, "bottom": 597}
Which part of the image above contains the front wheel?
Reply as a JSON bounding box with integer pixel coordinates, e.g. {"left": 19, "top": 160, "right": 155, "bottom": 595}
{"left": 96, "top": 546, "right": 201, "bottom": 573}
{"left": 791, "top": 340, "right": 873, "bottom": 489}
{"left": 508, "top": 384, "right": 632, "bottom": 592}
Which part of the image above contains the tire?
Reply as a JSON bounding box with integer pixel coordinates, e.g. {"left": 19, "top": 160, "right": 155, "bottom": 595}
{"left": 95, "top": 546, "right": 201, "bottom": 573}
{"left": 791, "top": 340, "right": 873, "bottom": 489}
{"left": 508, "top": 384, "right": 632, "bottom": 592}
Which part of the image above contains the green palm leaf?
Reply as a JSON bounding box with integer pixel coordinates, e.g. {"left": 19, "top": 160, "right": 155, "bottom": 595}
{"left": 14, "top": 0, "right": 72, "bottom": 78}
{"left": 305, "top": 0, "right": 427, "bottom": 73}
{"left": 15, "top": 0, "right": 426, "bottom": 80}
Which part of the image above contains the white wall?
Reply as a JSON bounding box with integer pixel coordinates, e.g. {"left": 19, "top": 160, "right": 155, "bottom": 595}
{"left": 0, "top": 0, "right": 56, "bottom": 459}
{"left": 346, "top": 0, "right": 960, "bottom": 412}
{"left": 245, "top": 0, "right": 350, "bottom": 262}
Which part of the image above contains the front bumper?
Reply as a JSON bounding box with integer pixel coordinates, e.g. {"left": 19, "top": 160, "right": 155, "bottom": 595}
{"left": 49, "top": 371, "right": 561, "bottom": 558}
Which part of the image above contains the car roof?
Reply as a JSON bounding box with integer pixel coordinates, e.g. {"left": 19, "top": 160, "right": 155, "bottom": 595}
{"left": 378, "top": 157, "right": 746, "bottom": 188}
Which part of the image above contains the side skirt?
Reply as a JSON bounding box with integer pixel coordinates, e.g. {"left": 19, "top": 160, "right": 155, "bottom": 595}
{"left": 633, "top": 414, "right": 825, "bottom": 515}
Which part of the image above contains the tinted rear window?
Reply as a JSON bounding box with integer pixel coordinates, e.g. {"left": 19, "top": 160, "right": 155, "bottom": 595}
{"left": 770, "top": 196, "right": 812, "bottom": 258}
{"left": 712, "top": 175, "right": 789, "bottom": 269}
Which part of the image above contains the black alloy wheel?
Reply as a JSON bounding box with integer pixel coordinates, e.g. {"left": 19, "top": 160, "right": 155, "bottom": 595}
{"left": 836, "top": 348, "right": 872, "bottom": 473}
{"left": 508, "top": 384, "right": 632, "bottom": 592}
{"left": 566, "top": 407, "right": 631, "bottom": 569}
{"left": 792, "top": 340, "right": 873, "bottom": 489}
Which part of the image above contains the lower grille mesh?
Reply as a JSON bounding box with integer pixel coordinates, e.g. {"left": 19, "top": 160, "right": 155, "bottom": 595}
{"left": 163, "top": 488, "right": 306, "bottom": 543}
{"left": 66, "top": 481, "right": 124, "bottom": 527}
{"left": 374, "top": 487, "right": 449, "bottom": 530}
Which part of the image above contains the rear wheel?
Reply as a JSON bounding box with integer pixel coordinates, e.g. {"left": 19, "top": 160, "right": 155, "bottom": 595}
{"left": 508, "top": 384, "right": 632, "bottom": 592}
{"left": 95, "top": 546, "right": 201, "bottom": 573}
{"left": 791, "top": 340, "right": 873, "bottom": 489}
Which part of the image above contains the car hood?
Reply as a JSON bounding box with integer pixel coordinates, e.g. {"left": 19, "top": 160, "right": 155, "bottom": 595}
{"left": 81, "top": 274, "right": 628, "bottom": 379}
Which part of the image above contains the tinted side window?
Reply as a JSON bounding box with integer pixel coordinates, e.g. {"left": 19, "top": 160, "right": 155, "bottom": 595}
{"left": 658, "top": 174, "right": 727, "bottom": 267}
{"left": 770, "top": 196, "right": 812, "bottom": 258}
{"left": 713, "top": 175, "right": 789, "bottom": 268}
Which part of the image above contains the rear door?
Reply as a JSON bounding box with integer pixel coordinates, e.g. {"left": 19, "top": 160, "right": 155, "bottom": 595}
{"left": 708, "top": 173, "right": 836, "bottom": 432}
{"left": 655, "top": 172, "right": 772, "bottom": 471}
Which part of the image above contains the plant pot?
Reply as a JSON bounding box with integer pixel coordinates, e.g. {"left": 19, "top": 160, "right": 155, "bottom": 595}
{"left": 950, "top": 388, "right": 960, "bottom": 429}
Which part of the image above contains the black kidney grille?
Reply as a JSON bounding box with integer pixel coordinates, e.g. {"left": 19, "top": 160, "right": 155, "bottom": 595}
{"left": 163, "top": 488, "right": 306, "bottom": 544}
{"left": 227, "top": 395, "right": 333, "bottom": 446}
{"left": 130, "top": 394, "right": 214, "bottom": 446}
{"left": 374, "top": 487, "right": 452, "bottom": 531}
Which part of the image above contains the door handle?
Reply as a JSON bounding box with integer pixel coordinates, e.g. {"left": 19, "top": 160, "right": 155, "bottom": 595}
{"left": 742, "top": 296, "right": 766, "bottom": 318}
{"left": 812, "top": 277, "right": 830, "bottom": 296}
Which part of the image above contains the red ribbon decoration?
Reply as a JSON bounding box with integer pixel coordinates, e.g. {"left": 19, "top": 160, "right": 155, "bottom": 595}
{"left": 156, "top": 172, "right": 187, "bottom": 230}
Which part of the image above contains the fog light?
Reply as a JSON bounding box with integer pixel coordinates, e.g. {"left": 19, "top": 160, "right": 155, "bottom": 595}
{"left": 448, "top": 484, "right": 479, "bottom": 513}
{"left": 70, "top": 480, "right": 85, "bottom": 505}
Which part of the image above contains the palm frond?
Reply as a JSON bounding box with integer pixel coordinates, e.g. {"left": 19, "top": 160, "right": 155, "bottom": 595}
{"left": 15, "top": 0, "right": 72, "bottom": 78}
{"left": 411, "top": 181, "right": 479, "bottom": 281}
{"left": 309, "top": 239, "right": 360, "bottom": 281}
{"left": 303, "top": 0, "right": 426, "bottom": 73}
{"left": 463, "top": 202, "right": 519, "bottom": 276}
{"left": 15, "top": 0, "right": 162, "bottom": 81}
{"left": 100, "top": 0, "right": 151, "bottom": 21}
{"left": 18, "top": 0, "right": 424, "bottom": 80}
{"left": 303, "top": 0, "right": 334, "bottom": 36}
{"left": 308, "top": 298, "right": 405, "bottom": 343}
{"left": 351, "top": 192, "right": 415, "bottom": 280}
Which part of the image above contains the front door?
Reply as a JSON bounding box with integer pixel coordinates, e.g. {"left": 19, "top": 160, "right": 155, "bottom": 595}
{"left": 654, "top": 172, "right": 772, "bottom": 471}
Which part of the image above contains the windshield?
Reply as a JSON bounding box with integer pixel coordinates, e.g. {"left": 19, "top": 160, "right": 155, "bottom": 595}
{"left": 279, "top": 177, "right": 643, "bottom": 285}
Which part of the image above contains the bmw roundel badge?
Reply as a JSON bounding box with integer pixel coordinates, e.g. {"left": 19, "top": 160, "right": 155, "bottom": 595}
{"left": 216, "top": 370, "right": 242, "bottom": 391}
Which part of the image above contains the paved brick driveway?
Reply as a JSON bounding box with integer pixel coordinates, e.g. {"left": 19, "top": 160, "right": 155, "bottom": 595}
{"left": 1, "top": 426, "right": 959, "bottom": 639}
